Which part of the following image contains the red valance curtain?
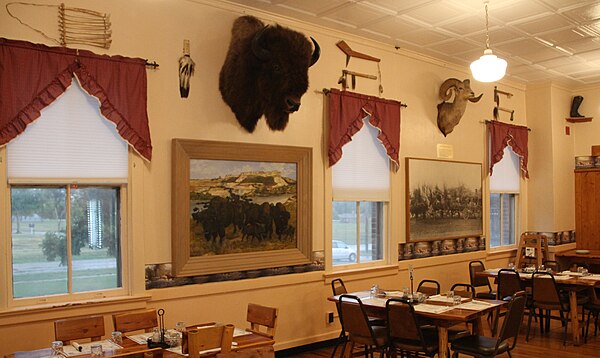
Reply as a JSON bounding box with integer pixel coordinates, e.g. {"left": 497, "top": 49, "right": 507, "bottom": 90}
{"left": 328, "top": 89, "right": 401, "bottom": 170}
{"left": 0, "top": 38, "right": 152, "bottom": 160}
{"left": 487, "top": 120, "right": 529, "bottom": 178}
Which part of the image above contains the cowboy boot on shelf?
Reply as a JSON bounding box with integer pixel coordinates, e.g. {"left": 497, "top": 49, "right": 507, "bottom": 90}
{"left": 570, "top": 95, "right": 585, "bottom": 117}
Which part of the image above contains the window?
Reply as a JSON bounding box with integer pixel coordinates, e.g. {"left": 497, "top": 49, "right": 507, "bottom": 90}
{"left": 331, "top": 117, "right": 388, "bottom": 266}
{"left": 6, "top": 79, "right": 128, "bottom": 304}
{"left": 489, "top": 146, "right": 520, "bottom": 248}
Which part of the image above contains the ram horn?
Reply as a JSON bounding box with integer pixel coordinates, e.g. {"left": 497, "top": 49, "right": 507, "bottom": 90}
{"left": 251, "top": 26, "right": 270, "bottom": 61}
{"left": 309, "top": 37, "right": 320, "bottom": 67}
{"left": 439, "top": 78, "right": 461, "bottom": 101}
{"left": 469, "top": 93, "right": 483, "bottom": 103}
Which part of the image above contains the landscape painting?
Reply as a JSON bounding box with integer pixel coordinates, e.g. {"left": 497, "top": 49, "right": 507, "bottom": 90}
{"left": 406, "top": 158, "right": 483, "bottom": 242}
{"left": 189, "top": 159, "right": 298, "bottom": 256}
{"left": 172, "top": 139, "right": 312, "bottom": 277}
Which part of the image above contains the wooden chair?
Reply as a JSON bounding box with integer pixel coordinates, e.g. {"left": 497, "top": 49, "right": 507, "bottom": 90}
{"left": 105, "top": 347, "right": 162, "bottom": 358}
{"left": 216, "top": 346, "right": 274, "bottom": 358}
{"left": 515, "top": 233, "right": 548, "bottom": 269}
{"left": 451, "top": 291, "right": 527, "bottom": 358}
{"left": 54, "top": 315, "right": 105, "bottom": 344}
{"left": 188, "top": 324, "right": 234, "bottom": 358}
{"left": 247, "top": 303, "right": 278, "bottom": 339}
{"left": 112, "top": 309, "right": 158, "bottom": 334}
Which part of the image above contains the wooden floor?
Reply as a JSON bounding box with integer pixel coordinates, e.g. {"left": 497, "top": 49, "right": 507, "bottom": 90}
{"left": 284, "top": 314, "right": 600, "bottom": 357}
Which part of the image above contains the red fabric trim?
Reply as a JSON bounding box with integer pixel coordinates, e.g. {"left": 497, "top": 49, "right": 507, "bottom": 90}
{"left": 0, "top": 38, "right": 152, "bottom": 160}
{"left": 327, "top": 89, "right": 401, "bottom": 170}
{"left": 487, "top": 121, "right": 529, "bottom": 178}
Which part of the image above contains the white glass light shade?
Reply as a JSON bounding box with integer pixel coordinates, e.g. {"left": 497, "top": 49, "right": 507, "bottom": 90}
{"left": 470, "top": 49, "right": 507, "bottom": 82}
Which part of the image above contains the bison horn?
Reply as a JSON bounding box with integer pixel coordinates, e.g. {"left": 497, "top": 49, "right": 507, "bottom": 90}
{"left": 309, "top": 37, "right": 320, "bottom": 67}
{"left": 251, "top": 26, "right": 271, "bottom": 61}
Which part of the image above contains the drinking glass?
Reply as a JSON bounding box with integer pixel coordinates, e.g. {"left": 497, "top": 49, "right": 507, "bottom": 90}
{"left": 90, "top": 344, "right": 103, "bottom": 357}
{"left": 111, "top": 331, "right": 123, "bottom": 345}
{"left": 51, "top": 341, "right": 63, "bottom": 356}
{"left": 402, "top": 287, "right": 410, "bottom": 299}
{"left": 507, "top": 262, "right": 515, "bottom": 270}
{"left": 453, "top": 295, "right": 462, "bottom": 306}
{"left": 446, "top": 290, "right": 454, "bottom": 303}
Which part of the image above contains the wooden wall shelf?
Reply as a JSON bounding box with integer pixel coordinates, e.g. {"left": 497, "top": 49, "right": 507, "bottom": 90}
{"left": 566, "top": 117, "right": 593, "bottom": 123}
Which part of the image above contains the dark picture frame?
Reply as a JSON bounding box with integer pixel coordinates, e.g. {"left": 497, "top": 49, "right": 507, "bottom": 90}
{"left": 172, "top": 139, "right": 312, "bottom": 277}
{"left": 405, "top": 157, "right": 483, "bottom": 242}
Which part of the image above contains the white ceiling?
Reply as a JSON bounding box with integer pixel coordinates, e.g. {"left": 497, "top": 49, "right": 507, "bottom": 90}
{"left": 224, "top": 0, "right": 600, "bottom": 86}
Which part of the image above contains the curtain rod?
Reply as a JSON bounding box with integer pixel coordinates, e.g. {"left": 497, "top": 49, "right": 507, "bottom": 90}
{"left": 318, "top": 88, "right": 408, "bottom": 108}
{"left": 482, "top": 120, "right": 531, "bottom": 131}
{"left": 1, "top": 38, "right": 159, "bottom": 69}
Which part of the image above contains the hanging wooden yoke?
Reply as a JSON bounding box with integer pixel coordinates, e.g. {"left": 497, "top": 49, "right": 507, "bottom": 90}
{"left": 6, "top": 2, "right": 112, "bottom": 49}
{"left": 336, "top": 40, "right": 383, "bottom": 95}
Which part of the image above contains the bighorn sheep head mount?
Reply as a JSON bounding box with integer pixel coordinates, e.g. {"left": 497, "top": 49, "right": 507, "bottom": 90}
{"left": 436, "top": 78, "right": 483, "bottom": 137}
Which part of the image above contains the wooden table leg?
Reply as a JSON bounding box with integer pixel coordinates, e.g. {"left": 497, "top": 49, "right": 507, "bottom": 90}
{"left": 438, "top": 326, "right": 448, "bottom": 358}
{"left": 570, "top": 290, "right": 581, "bottom": 345}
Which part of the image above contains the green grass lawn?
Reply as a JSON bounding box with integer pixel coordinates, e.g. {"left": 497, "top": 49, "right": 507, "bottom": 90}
{"left": 11, "top": 219, "right": 119, "bottom": 298}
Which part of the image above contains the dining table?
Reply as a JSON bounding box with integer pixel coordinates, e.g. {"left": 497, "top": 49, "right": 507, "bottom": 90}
{"left": 477, "top": 267, "right": 600, "bottom": 346}
{"left": 8, "top": 326, "right": 275, "bottom": 358}
{"left": 328, "top": 290, "right": 504, "bottom": 358}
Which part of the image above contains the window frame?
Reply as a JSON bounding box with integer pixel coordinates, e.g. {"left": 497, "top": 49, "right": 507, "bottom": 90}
{"left": 5, "top": 178, "right": 129, "bottom": 308}
{"left": 489, "top": 191, "right": 519, "bottom": 250}
{"left": 331, "top": 200, "right": 388, "bottom": 269}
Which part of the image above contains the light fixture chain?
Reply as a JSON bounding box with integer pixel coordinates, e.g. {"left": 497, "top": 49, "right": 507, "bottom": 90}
{"left": 485, "top": 1, "right": 490, "bottom": 50}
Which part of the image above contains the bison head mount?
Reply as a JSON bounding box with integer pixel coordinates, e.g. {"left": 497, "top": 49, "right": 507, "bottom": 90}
{"left": 436, "top": 78, "right": 482, "bottom": 137}
{"left": 219, "top": 15, "right": 320, "bottom": 133}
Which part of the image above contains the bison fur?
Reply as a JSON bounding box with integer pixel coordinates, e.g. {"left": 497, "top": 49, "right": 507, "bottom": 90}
{"left": 219, "top": 15, "right": 320, "bottom": 132}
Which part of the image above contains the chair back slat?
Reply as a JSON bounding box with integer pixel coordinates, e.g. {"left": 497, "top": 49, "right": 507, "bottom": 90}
{"left": 112, "top": 309, "right": 158, "bottom": 334}
{"left": 339, "top": 295, "right": 374, "bottom": 339}
{"left": 469, "top": 260, "right": 492, "bottom": 288}
{"left": 247, "top": 303, "right": 278, "bottom": 338}
{"left": 331, "top": 278, "right": 348, "bottom": 296}
{"left": 416, "top": 279, "right": 440, "bottom": 296}
{"left": 498, "top": 291, "right": 527, "bottom": 348}
{"left": 450, "top": 283, "right": 475, "bottom": 298}
{"left": 188, "top": 324, "right": 234, "bottom": 358}
{"left": 532, "top": 271, "right": 562, "bottom": 306}
{"left": 386, "top": 299, "right": 421, "bottom": 341}
{"left": 54, "top": 315, "right": 105, "bottom": 343}
{"left": 497, "top": 269, "right": 522, "bottom": 300}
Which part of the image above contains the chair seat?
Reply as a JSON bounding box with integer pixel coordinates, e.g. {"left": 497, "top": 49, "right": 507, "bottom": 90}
{"left": 368, "top": 317, "right": 386, "bottom": 326}
{"left": 475, "top": 292, "right": 497, "bottom": 300}
{"left": 390, "top": 328, "right": 438, "bottom": 354}
{"left": 348, "top": 325, "right": 388, "bottom": 347}
{"left": 451, "top": 335, "right": 508, "bottom": 356}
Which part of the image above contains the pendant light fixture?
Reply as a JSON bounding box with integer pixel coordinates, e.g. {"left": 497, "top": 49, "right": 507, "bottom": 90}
{"left": 470, "top": 0, "right": 507, "bottom": 82}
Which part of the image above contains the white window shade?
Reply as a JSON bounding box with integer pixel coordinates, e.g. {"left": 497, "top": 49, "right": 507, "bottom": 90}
{"left": 490, "top": 146, "right": 520, "bottom": 192}
{"left": 7, "top": 78, "right": 128, "bottom": 179}
{"left": 332, "top": 117, "right": 390, "bottom": 201}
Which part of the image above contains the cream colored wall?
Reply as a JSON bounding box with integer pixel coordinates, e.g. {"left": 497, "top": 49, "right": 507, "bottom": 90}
{"left": 526, "top": 85, "right": 554, "bottom": 231}
{"left": 0, "top": 0, "right": 567, "bottom": 355}
{"left": 572, "top": 87, "right": 600, "bottom": 156}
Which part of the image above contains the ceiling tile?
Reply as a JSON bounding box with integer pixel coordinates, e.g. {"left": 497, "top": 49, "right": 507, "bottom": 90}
{"left": 225, "top": 0, "right": 600, "bottom": 85}
{"left": 402, "top": 2, "right": 466, "bottom": 25}
{"left": 322, "top": 3, "right": 391, "bottom": 28}
{"left": 366, "top": 15, "right": 423, "bottom": 36}
{"left": 399, "top": 28, "right": 449, "bottom": 46}
{"left": 511, "top": 14, "right": 573, "bottom": 35}
{"left": 278, "top": 0, "right": 348, "bottom": 15}
{"left": 490, "top": 2, "right": 551, "bottom": 24}
{"left": 427, "top": 39, "right": 478, "bottom": 55}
